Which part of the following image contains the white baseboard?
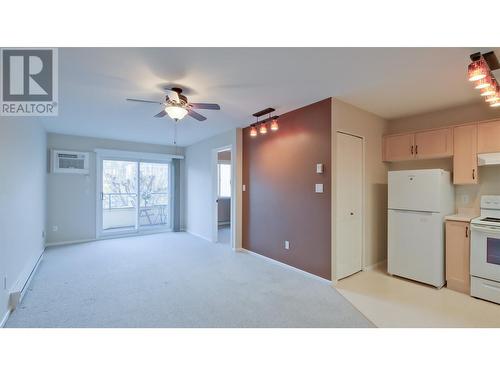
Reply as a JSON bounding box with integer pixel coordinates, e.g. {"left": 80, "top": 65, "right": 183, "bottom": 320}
{"left": 1, "top": 251, "right": 44, "bottom": 328}
{"left": 45, "top": 238, "right": 95, "bottom": 248}
{"left": 8, "top": 252, "right": 44, "bottom": 311}
{"left": 363, "top": 260, "right": 387, "bottom": 272}
{"left": 186, "top": 230, "right": 213, "bottom": 242}
{"left": 241, "top": 248, "right": 331, "bottom": 284}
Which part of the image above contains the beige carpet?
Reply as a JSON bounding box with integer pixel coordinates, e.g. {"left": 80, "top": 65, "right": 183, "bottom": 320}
{"left": 6, "top": 232, "right": 373, "bottom": 328}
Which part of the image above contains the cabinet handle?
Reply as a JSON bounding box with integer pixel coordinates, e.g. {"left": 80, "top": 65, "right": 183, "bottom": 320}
{"left": 465, "top": 226, "right": 468, "bottom": 238}
{"left": 472, "top": 169, "right": 475, "bottom": 180}
{"left": 410, "top": 145, "right": 413, "bottom": 155}
{"left": 415, "top": 145, "right": 418, "bottom": 154}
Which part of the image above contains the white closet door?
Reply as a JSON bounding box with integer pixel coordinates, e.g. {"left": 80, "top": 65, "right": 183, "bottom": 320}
{"left": 336, "top": 132, "right": 363, "bottom": 280}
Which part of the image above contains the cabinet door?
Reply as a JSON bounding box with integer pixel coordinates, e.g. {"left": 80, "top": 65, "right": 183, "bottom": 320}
{"left": 445, "top": 220, "right": 470, "bottom": 294}
{"left": 382, "top": 133, "right": 414, "bottom": 161}
{"left": 453, "top": 124, "right": 478, "bottom": 185}
{"left": 478, "top": 120, "right": 500, "bottom": 153}
{"left": 414, "top": 128, "right": 453, "bottom": 159}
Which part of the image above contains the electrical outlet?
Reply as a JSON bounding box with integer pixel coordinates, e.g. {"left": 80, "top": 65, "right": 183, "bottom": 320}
{"left": 462, "top": 194, "right": 470, "bottom": 204}
{"left": 284, "top": 240, "right": 290, "bottom": 250}
{"left": 315, "top": 184, "right": 324, "bottom": 193}
{"left": 52, "top": 225, "right": 58, "bottom": 232}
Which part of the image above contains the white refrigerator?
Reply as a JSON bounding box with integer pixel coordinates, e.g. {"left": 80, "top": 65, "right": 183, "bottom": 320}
{"left": 388, "top": 169, "right": 454, "bottom": 288}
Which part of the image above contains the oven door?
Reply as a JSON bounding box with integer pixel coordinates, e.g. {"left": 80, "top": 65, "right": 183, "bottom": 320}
{"left": 471, "top": 224, "right": 500, "bottom": 282}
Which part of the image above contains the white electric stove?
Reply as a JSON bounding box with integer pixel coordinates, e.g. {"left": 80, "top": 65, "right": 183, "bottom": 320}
{"left": 470, "top": 195, "right": 500, "bottom": 304}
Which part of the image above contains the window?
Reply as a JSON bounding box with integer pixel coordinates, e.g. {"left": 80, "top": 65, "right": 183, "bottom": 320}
{"left": 218, "top": 163, "right": 231, "bottom": 198}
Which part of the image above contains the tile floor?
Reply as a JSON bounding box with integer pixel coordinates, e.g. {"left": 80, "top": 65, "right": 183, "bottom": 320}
{"left": 335, "top": 263, "right": 500, "bottom": 328}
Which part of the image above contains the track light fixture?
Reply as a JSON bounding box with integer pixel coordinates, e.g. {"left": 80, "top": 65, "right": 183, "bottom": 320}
{"left": 248, "top": 107, "right": 280, "bottom": 137}
{"left": 250, "top": 124, "right": 258, "bottom": 137}
{"left": 468, "top": 51, "right": 500, "bottom": 108}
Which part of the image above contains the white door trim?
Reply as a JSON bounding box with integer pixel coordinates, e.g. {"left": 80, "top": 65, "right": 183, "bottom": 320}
{"left": 334, "top": 130, "right": 366, "bottom": 280}
{"left": 95, "top": 153, "right": 174, "bottom": 240}
{"left": 211, "top": 145, "right": 233, "bottom": 244}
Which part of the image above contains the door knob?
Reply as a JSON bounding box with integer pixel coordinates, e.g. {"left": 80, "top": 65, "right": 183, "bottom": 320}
{"left": 350, "top": 212, "right": 354, "bottom": 216}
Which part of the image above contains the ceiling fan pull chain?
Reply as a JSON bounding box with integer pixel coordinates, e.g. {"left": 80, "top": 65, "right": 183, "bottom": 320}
{"left": 173, "top": 122, "right": 178, "bottom": 153}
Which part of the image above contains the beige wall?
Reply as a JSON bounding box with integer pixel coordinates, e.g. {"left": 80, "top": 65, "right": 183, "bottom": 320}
{"left": 388, "top": 102, "right": 500, "bottom": 213}
{"left": 387, "top": 101, "right": 500, "bottom": 134}
{"left": 332, "top": 99, "right": 389, "bottom": 279}
{"left": 47, "top": 133, "right": 184, "bottom": 244}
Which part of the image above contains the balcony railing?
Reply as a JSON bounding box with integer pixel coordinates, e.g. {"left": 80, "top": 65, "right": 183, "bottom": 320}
{"left": 102, "top": 192, "right": 169, "bottom": 229}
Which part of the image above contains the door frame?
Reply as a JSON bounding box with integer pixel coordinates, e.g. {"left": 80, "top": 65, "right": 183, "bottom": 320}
{"left": 211, "top": 145, "right": 233, "bottom": 244}
{"left": 95, "top": 148, "right": 183, "bottom": 240}
{"left": 334, "top": 131, "right": 366, "bottom": 281}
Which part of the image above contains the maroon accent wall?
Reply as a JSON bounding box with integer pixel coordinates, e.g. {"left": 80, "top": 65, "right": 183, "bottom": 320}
{"left": 242, "top": 98, "right": 332, "bottom": 279}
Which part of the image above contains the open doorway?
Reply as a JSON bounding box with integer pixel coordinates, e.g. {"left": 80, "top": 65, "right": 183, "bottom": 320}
{"left": 214, "top": 147, "right": 232, "bottom": 244}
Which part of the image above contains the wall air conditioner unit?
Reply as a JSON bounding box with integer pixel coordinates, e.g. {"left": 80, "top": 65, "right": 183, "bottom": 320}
{"left": 52, "top": 149, "right": 90, "bottom": 174}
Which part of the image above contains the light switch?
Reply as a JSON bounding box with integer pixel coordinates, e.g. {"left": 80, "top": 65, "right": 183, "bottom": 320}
{"left": 242, "top": 184, "right": 246, "bottom": 192}
{"left": 316, "top": 163, "right": 324, "bottom": 174}
{"left": 315, "top": 184, "right": 324, "bottom": 193}
{"left": 284, "top": 240, "right": 290, "bottom": 250}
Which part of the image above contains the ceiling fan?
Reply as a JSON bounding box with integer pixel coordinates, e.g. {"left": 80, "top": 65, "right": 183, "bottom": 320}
{"left": 126, "top": 87, "right": 220, "bottom": 122}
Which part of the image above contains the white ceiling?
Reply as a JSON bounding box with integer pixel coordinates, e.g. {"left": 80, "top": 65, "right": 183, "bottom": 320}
{"left": 41, "top": 47, "right": 499, "bottom": 146}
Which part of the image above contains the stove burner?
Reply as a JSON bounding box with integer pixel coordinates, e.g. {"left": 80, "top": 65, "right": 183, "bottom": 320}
{"left": 480, "top": 217, "right": 500, "bottom": 223}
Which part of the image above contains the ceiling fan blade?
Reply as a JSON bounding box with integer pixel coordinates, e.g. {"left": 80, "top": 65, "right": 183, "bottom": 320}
{"left": 154, "top": 110, "right": 166, "bottom": 118}
{"left": 166, "top": 90, "right": 180, "bottom": 103}
{"left": 190, "top": 103, "right": 221, "bottom": 110}
{"left": 188, "top": 109, "right": 207, "bottom": 121}
{"left": 126, "top": 98, "right": 163, "bottom": 104}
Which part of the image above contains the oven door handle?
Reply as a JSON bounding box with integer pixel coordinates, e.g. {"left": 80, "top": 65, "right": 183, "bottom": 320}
{"left": 471, "top": 224, "right": 500, "bottom": 235}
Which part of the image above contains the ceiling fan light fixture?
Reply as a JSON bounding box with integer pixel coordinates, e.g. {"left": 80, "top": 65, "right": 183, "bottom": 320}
{"left": 270, "top": 119, "right": 279, "bottom": 131}
{"left": 165, "top": 105, "right": 188, "bottom": 121}
{"left": 468, "top": 58, "right": 488, "bottom": 82}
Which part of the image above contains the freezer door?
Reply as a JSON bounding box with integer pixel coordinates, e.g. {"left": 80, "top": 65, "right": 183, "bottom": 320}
{"left": 388, "top": 169, "right": 443, "bottom": 212}
{"left": 388, "top": 209, "right": 445, "bottom": 287}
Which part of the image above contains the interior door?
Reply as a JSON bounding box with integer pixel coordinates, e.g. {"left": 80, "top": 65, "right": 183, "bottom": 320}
{"left": 336, "top": 132, "right": 363, "bottom": 280}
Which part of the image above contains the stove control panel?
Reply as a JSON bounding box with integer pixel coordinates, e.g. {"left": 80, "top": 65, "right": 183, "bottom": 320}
{"left": 481, "top": 195, "right": 500, "bottom": 210}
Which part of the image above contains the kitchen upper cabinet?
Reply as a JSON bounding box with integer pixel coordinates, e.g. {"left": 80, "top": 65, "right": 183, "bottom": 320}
{"left": 453, "top": 124, "right": 478, "bottom": 185}
{"left": 445, "top": 220, "right": 470, "bottom": 294}
{"left": 414, "top": 128, "right": 453, "bottom": 159}
{"left": 477, "top": 120, "right": 500, "bottom": 153}
{"left": 382, "top": 133, "right": 414, "bottom": 161}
